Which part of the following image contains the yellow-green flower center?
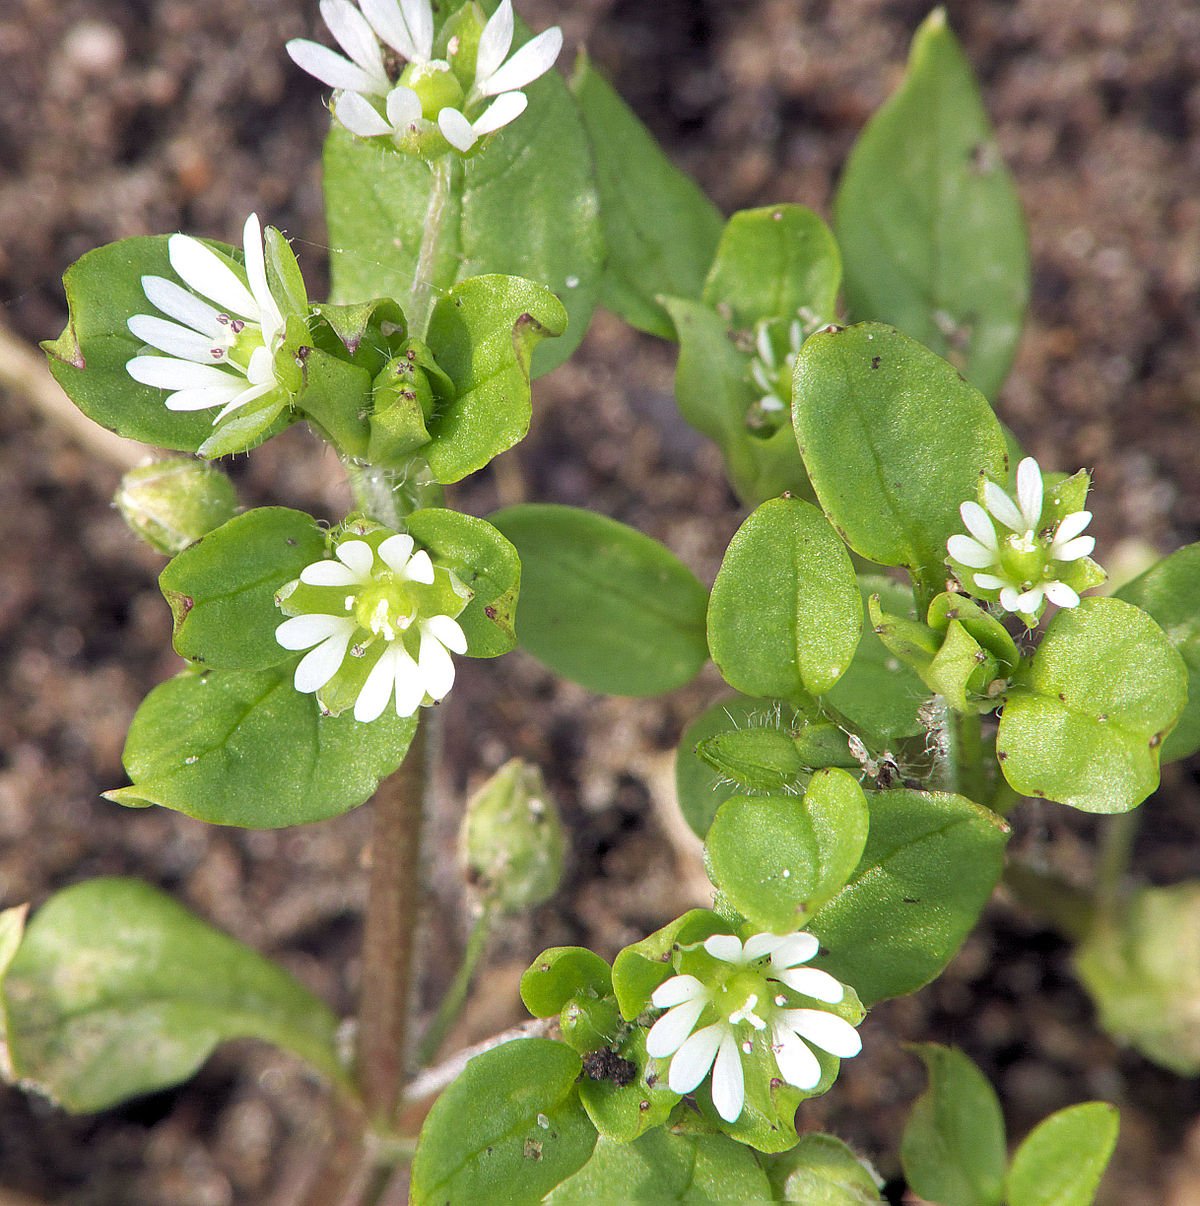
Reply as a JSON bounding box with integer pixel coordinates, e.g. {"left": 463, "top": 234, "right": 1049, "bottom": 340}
{"left": 353, "top": 578, "right": 419, "bottom": 642}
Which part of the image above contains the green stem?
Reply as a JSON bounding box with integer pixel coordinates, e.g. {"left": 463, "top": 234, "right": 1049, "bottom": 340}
{"left": 345, "top": 458, "right": 404, "bottom": 529}
{"left": 416, "top": 899, "right": 496, "bottom": 1068}
{"left": 1095, "top": 810, "right": 1140, "bottom": 920}
{"left": 946, "top": 708, "right": 987, "bottom": 803}
{"left": 409, "top": 155, "right": 455, "bottom": 339}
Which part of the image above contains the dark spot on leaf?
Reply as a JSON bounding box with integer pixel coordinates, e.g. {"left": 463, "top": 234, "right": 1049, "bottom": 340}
{"left": 997, "top": 750, "right": 1008, "bottom": 761}
{"left": 1032, "top": 789, "right": 1046, "bottom": 797}
{"left": 286, "top": 537, "right": 297, "bottom": 546}
{"left": 771, "top": 209, "right": 783, "bottom": 220}
{"left": 485, "top": 605, "right": 498, "bottom": 619}
{"left": 638, "top": 1099, "right": 650, "bottom": 1111}
{"left": 523, "top": 1139, "right": 543, "bottom": 1160}
{"left": 1150, "top": 732, "right": 1163, "bottom": 748}
{"left": 770, "top": 1077, "right": 782, "bottom": 1089}
{"left": 454, "top": 298, "right": 465, "bottom": 308}
{"left": 871, "top": 356, "right": 881, "bottom": 369}
{"left": 582, "top": 1048, "right": 637, "bottom": 1087}
{"left": 297, "top": 345, "right": 311, "bottom": 361}
{"left": 903, "top": 896, "right": 919, "bottom": 904}
{"left": 1058, "top": 692, "right": 1067, "bottom": 701}
{"left": 945, "top": 608, "right": 959, "bottom": 620}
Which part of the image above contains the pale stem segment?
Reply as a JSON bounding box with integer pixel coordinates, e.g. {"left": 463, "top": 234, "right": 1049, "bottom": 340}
{"left": 408, "top": 155, "right": 456, "bottom": 339}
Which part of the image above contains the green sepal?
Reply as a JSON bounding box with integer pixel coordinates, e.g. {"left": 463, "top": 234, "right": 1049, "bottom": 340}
{"left": 108, "top": 663, "right": 418, "bottom": 827}
{"left": 194, "top": 386, "right": 292, "bottom": 460}
{"left": 0, "top": 878, "right": 346, "bottom": 1113}
{"left": 996, "top": 596, "right": 1187, "bottom": 812}
{"left": 158, "top": 506, "right": 326, "bottom": 671}
{"left": 365, "top": 339, "right": 455, "bottom": 466}
{"left": 705, "top": 769, "right": 870, "bottom": 930}
{"left": 265, "top": 226, "right": 309, "bottom": 321}
{"left": 696, "top": 727, "right": 808, "bottom": 793}
{"left": 927, "top": 592, "right": 1019, "bottom": 673}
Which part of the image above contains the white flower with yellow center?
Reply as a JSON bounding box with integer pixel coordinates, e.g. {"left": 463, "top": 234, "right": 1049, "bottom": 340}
{"left": 275, "top": 531, "right": 469, "bottom": 723}
{"left": 645, "top": 931, "right": 862, "bottom": 1123}
{"left": 126, "top": 214, "right": 286, "bottom": 424}
{"left": 947, "top": 457, "right": 1102, "bottom": 623}
{"left": 286, "top": 0, "right": 561, "bottom": 154}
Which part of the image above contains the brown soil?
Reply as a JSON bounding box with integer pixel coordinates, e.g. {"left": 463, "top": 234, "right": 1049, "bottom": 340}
{"left": 2, "top": 0, "right": 1200, "bottom": 1202}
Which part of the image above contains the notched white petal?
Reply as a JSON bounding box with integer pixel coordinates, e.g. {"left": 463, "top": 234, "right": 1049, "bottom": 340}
{"left": 473, "top": 91, "right": 527, "bottom": 136}
{"left": 168, "top": 234, "right": 259, "bottom": 319}
{"left": 475, "top": 0, "right": 515, "bottom": 82}
{"left": 385, "top": 85, "right": 422, "bottom": 129}
{"left": 947, "top": 534, "right": 997, "bottom": 570}
{"left": 710, "top": 1031, "right": 745, "bottom": 1122}
{"left": 438, "top": 107, "right": 477, "bottom": 152}
{"left": 774, "top": 966, "right": 845, "bottom": 1005}
{"left": 702, "top": 934, "right": 745, "bottom": 965}
{"left": 418, "top": 629, "right": 455, "bottom": 700}
{"left": 651, "top": 974, "right": 707, "bottom": 1009}
{"left": 1044, "top": 581, "right": 1081, "bottom": 608}
{"left": 1055, "top": 535, "right": 1095, "bottom": 562}
{"left": 984, "top": 481, "right": 1025, "bottom": 533}
{"left": 666, "top": 1023, "right": 723, "bottom": 1094}
{"left": 772, "top": 1024, "right": 821, "bottom": 1089}
{"left": 336, "top": 539, "right": 376, "bottom": 578}
{"left": 960, "top": 500, "right": 998, "bottom": 548}
{"left": 127, "top": 315, "right": 218, "bottom": 363}
{"left": 422, "top": 614, "right": 467, "bottom": 655}
{"left": 769, "top": 931, "right": 820, "bottom": 969}
{"left": 335, "top": 90, "right": 393, "bottom": 137}
{"left": 140, "top": 275, "right": 223, "bottom": 335}
{"left": 646, "top": 998, "right": 706, "bottom": 1059}
{"left": 287, "top": 38, "right": 381, "bottom": 94}
{"left": 276, "top": 613, "right": 350, "bottom": 650}
{"left": 402, "top": 549, "right": 435, "bottom": 584}
{"left": 1015, "top": 457, "right": 1044, "bottom": 529}
{"left": 783, "top": 1008, "right": 862, "bottom": 1058}
{"left": 478, "top": 25, "right": 563, "bottom": 96}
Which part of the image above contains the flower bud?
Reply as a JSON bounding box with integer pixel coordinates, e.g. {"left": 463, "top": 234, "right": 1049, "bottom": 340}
{"left": 460, "top": 759, "right": 565, "bottom": 913}
{"left": 114, "top": 459, "right": 237, "bottom": 555}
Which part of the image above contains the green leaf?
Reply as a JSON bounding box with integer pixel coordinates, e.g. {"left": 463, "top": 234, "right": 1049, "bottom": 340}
{"left": 996, "top": 597, "right": 1187, "bottom": 813}
{"left": 405, "top": 508, "right": 521, "bottom": 657}
{"left": 708, "top": 497, "right": 862, "bottom": 698}
{"left": 702, "top": 206, "right": 841, "bottom": 330}
{"left": 545, "top": 1129, "right": 772, "bottom": 1204}
{"left": 705, "top": 769, "right": 870, "bottom": 930}
{"left": 676, "top": 696, "right": 782, "bottom": 838}
{"left": 1076, "top": 881, "right": 1200, "bottom": 1076}
{"left": 491, "top": 504, "right": 709, "bottom": 696}
{"left": 824, "top": 576, "right": 931, "bottom": 744}
{"left": 422, "top": 274, "right": 567, "bottom": 482}
{"left": 570, "top": 55, "right": 722, "bottom": 340}
{"left": 520, "top": 948, "right": 612, "bottom": 1019}
{"left": 808, "top": 790, "right": 1008, "bottom": 1005}
{"left": 409, "top": 1038, "right": 596, "bottom": 1206}
{"left": 158, "top": 507, "right": 326, "bottom": 671}
{"left": 834, "top": 9, "right": 1029, "bottom": 397}
{"left": 611, "top": 910, "right": 726, "bottom": 1021}
{"left": 43, "top": 237, "right": 235, "bottom": 451}
{"left": 576, "top": 1026, "right": 678, "bottom": 1144}
{"left": 666, "top": 297, "right": 811, "bottom": 506}
{"left": 763, "top": 1133, "right": 883, "bottom": 1204}
{"left": 793, "top": 323, "right": 1009, "bottom": 601}
{"left": 1006, "top": 1102, "right": 1119, "bottom": 1206}
{"left": 900, "top": 1044, "right": 1006, "bottom": 1206}
{"left": 1116, "top": 542, "right": 1200, "bottom": 761}
{"left": 323, "top": 58, "right": 603, "bottom": 377}
{"left": 0, "top": 879, "right": 344, "bottom": 1112}
{"left": 109, "top": 665, "right": 417, "bottom": 827}
{"left": 696, "top": 727, "right": 808, "bottom": 794}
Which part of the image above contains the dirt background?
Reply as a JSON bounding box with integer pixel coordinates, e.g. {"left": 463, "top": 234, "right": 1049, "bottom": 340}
{"left": 2, "top": 0, "right": 1200, "bottom": 1201}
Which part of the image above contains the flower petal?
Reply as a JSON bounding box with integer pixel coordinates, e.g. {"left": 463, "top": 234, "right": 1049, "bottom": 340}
{"left": 666, "top": 1023, "right": 723, "bottom": 1094}
{"left": 163, "top": 385, "right": 245, "bottom": 412}
{"left": 1015, "top": 457, "right": 1044, "bottom": 529}
{"left": 768, "top": 931, "right": 820, "bottom": 969}
{"left": 127, "top": 356, "right": 242, "bottom": 391}
{"left": 646, "top": 997, "right": 707, "bottom": 1059}
{"left": 1052, "top": 509, "right": 1092, "bottom": 546}
{"left": 276, "top": 613, "right": 352, "bottom": 651}
{"left": 355, "top": 645, "right": 399, "bottom": 723}
{"left": 973, "top": 573, "right": 1007, "bottom": 591}
{"left": 377, "top": 533, "right": 416, "bottom": 573}
{"left": 168, "top": 234, "right": 259, "bottom": 320}
{"left": 335, "top": 89, "right": 393, "bottom": 137}
{"left": 127, "top": 315, "right": 219, "bottom": 363}
{"left": 960, "top": 500, "right": 998, "bottom": 549}
{"left": 336, "top": 539, "right": 376, "bottom": 579}
{"left": 438, "top": 107, "right": 477, "bottom": 152}
{"left": 1015, "top": 586, "right": 1045, "bottom": 614}
{"left": 702, "top": 934, "right": 745, "bottom": 965}
{"left": 1055, "top": 535, "right": 1095, "bottom": 563}
{"left": 947, "top": 534, "right": 997, "bottom": 570}
{"left": 418, "top": 627, "right": 456, "bottom": 700}
{"left": 772, "top": 1023, "right": 822, "bottom": 1090}
{"left": 360, "top": 0, "right": 420, "bottom": 62}
{"left": 999, "top": 586, "right": 1022, "bottom": 613}
{"left": 741, "top": 932, "right": 792, "bottom": 962}
{"left": 243, "top": 213, "right": 283, "bottom": 346}
{"left": 401, "top": 549, "right": 435, "bottom": 584}
{"left": 782, "top": 1009, "right": 862, "bottom": 1059}
{"left": 478, "top": 25, "right": 562, "bottom": 96}
{"left": 710, "top": 1030, "right": 745, "bottom": 1122}
{"left": 472, "top": 91, "right": 528, "bottom": 136}
{"left": 422, "top": 614, "right": 467, "bottom": 655}
{"left": 320, "top": 0, "right": 387, "bottom": 86}
{"left": 399, "top": 0, "right": 434, "bottom": 61}
{"left": 140, "top": 275, "right": 223, "bottom": 336}
{"left": 300, "top": 559, "right": 364, "bottom": 587}
{"left": 984, "top": 480, "right": 1026, "bottom": 533}
{"left": 286, "top": 38, "right": 383, "bottom": 94}
{"left": 295, "top": 628, "right": 354, "bottom": 693}
{"left": 774, "top": 966, "right": 845, "bottom": 1005}
{"left": 651, "top": 974, "right": 708, "bottom": 1009}
{"left": 212, "top": 381, "right": 274, "bottom": 423}
{"left": 392, "top": 644, "right": 428, "bottom": 716}
{"left": 1044, "top": 580, "right": 1081, "bottom": 608}
{"left": 385, "top": 85, "right": 422, "bottom": 129}
{"left": 475, "top": 0, "right": 514, "bottom": 82}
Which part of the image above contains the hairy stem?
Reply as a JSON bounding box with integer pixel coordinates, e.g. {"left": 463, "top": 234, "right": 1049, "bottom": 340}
{"left": 357, "top": 722, "right": 430, "bottom": 1122}
{"left": 409, "top": 156, "right": 455, "bottom": 339}
{"left": 416, "top": 899, "right": 496, "bottom": 1068}
{"left": 948, "top": 708, "right": 987, "bottom": 803}
{"left": 344, "top": 459, "right": 403, "bottom": 529}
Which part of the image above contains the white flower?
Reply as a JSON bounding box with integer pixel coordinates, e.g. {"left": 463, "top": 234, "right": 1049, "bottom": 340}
{"left": 645, "top": 931, "right": 861, "bottom": 1124}
{"left": 275, "top": 532, "right": 469, "bottom": 723}
{"left": 126, "top": 214, "right": 286, "bottom": 424}
{"left": 947, "top": 456, "right": 1098, "bottom": 620}
{"left": 287, "top": 0, "right": 561, "bottom": 152}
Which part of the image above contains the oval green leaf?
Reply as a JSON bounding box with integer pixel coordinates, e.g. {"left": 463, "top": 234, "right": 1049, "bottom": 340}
{"left": 833, "top": 10, "right": 1030, "bottom": 398}
{"left": 708, "top": 496, "right": 862, "bottom": 698}
{"left": 793, "top": 323, "right": 1008, "bottom": 602}
{"left": 159, "top": 507, "right": 326, "bottom": 671}
{"left": 705, "top": 769, "right": 870, "bottom": 930}
{"left": 520, "top": 947, "right": 612, "bottom": 1020}
{"left": 108, "top": 665, "right": 417, "bottom": 827}
{"left": 491, "top": 504, "right": 709, "bottom": 696}
{"left": 1006, "top": 1102, "right": 1119, "bottom": 1206}
{"left": 763, "top": 1133, "right": 883, "bottom": 1204}
{"left": 808, "top": 789, "right": 1009, "bottom": 1005}
{"left": 1116, "top": 542, "right": 1200, "bottom": 761}
{"left": 900, "top": 1044, "right": 1006, "bottom": 1206}
{"left": 0, "top": 878, "right": 344, "bottom": 1113}
{"left": 997, "top": 597, "right": 1187, "bottom": 813}
{"left": 410, "top": 1038, "right": 596, "bottom": 1206}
